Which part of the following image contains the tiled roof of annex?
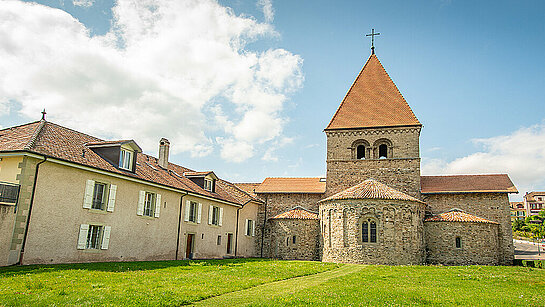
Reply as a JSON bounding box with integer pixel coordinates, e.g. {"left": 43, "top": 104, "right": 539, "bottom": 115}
{"left": 325, "top": 54, "right": 421, "bottom": 130}
{"left": 424, "top": 209, "right": 498, "bottom": 224}
{"left": 320, "top": 178, "right": 424, "bottom": 203}
{"left": 0, "top": 120, "right": 260, "bottom": 206}
{"left": 270, "top": 206, "right": 319, "bottom": 220}
{"left": 421, "top": 174, "right": 518, "bottom": 194}
{"left": 254, "top": 177, "right": 326, "bottom": 194}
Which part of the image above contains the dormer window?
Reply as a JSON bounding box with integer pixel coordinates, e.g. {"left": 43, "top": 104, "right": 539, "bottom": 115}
{"left": 184, "top": 171, "right": 218, "bottom": 193}
{"left": 204, "top": 179, "right": 213, "bottom": 192}
{"left": 119, "top": 149, "right": 133, "bottom": 170}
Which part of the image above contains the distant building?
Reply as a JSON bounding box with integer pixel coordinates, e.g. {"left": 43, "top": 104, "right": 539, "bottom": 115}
{"left": 510, "top": 202, "right": 526, "bottom": 221}
{"left": 523, "top": 192, "right": 545, "bottom": 217}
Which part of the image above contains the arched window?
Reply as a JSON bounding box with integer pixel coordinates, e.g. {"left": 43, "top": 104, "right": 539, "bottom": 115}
{"left": 357, "top": 145, "right": 365, "bottom": 159}
{"left": 379, "top": 144, "right": 388, "bottom": 159}
{"left": 362, "top": 219, "right": 377, "bottom": 243}
{"left": 455, "top": 237, "right": 462, "bottom": 249}
{"left": 286, "top": 237, "right": 290, "bottom": 246}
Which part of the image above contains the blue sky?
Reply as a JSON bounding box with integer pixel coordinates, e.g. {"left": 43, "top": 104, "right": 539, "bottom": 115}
{"left": 2, "top": 0, "right": 544, "bottom": 199}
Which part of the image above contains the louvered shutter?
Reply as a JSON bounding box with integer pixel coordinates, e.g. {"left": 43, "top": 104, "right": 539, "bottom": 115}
{"left": 251, "top": 220, "right": 255, "bottom": 236}
{"left": 208, "top": 205, "right": 213, "bottom": 225}
{"left": 107, "top": 184, "right": 117, "bottom": 212}
{"left": 184, "top": 200, "right": 190, "bottom": 222}
{"left": 197, "top": 203, "right": 202, "bottom": 224}
{"left": 101, "top": 226, "right": 111, "bottom": 249}
{"left": 137, "top": 191, "right": 145, "bottom": 216}
{"left": 154, "top": 194, "right": 161, "bottom": 218}
{"left": 245, "top": 219, "right": 249, "bottom": 236}
{"left": 77, "top": 224, "right": 89, "bottom": 249}
{"left": 83, "top": 180, "right": 94, "bottom": 209}
{"left": 218, "top": 207, "right": 223, "bottom": 226}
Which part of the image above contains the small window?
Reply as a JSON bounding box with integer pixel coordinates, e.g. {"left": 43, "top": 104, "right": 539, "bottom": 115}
{"left": 379, "top": 144, "right": 388, "bottom": 159}
{"left": 0, "top": 183, "right": 20, "bottom": 205}
{"left": 119, "top": 149, "right": 133, "bottom": 170}
{"left": 188, "top": 201, "right": 198, "bottom": 223}
{"left": 362, "top": 220, "right": 377, "bottom": 243}
{"left": 455, "top": 237, "right": 462, "bottom": 249}
{"left": 362, "top": 222, "right": 369, "bottom": 243}
{"left": 217, "top": 235, "right": 221, "bottom": 245}
{"left": 356, "top": 145, "right": 365, "bottom": 159}
{"left": 143, "top": 192, "right": 156, "bottom": 217}
{"left": 245, "top": 219, "right": 255, "bottom": 236}
{"left": 204, "top": 179, "right": 213, "bottom": 192}
{"left": 292, "top": 235, "right": 296, "bottom": 244}
{"left": 86, "top": 225, "right": 103, "bottom": 249}
{"left": 211, "top": 206, "right": 220, "bottom": 225}
{"left": 286, "top": 237, "right": 290, "bottom": 246}
{"left": 92, "top": 182, "right": 107, "bottom": 210}
{"left": 370, "top": 221, "right": 377, "bottom": 243}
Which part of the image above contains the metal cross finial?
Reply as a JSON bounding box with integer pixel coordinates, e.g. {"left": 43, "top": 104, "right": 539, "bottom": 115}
{"left": 41, "top": 109, "right": 46, "bottom": 120}
{"left": 366, "top": 28, "right": 381, "bottom": 55}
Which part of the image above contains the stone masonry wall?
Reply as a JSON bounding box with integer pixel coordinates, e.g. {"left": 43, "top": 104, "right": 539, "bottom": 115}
{"left": 423, "top": 193, "right": 514, "bottom": 265}
{"left": 268, "top": 219, "right": 321, "bottom": 261}
{"left": 320, "top": 199, "right": 426, "bottom": 265}
{"left": 255, "top": 193, "right": 323, "bottom": 258}
{"left": 425, "top": 221, "right": 500, "bottom": 265}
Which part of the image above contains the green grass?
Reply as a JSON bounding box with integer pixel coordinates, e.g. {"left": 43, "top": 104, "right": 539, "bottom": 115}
{"left": 0, "top": 258, "right": 338, "bottom": 306}
{"left": 2, "top": 260, "right": 545, "bottom": 306}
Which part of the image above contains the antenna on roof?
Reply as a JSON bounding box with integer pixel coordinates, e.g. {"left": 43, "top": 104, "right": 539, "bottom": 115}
{"left": 365, "top": 28, "right": 381, "bottom": 55}
{"left": 41, "top": 109, "right": 47, "bottom": 121}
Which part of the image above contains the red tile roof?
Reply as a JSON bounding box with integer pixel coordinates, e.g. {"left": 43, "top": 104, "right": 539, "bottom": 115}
{"left": 270, "top": 206, "right": 319, "bottom": 220}
{"left": 421, "top": 174, "right": 518, "bottom": 194}
{"left": 320, "top": 179, "right": 424, "bottom": 203}
{"left": 0, "top": 120, "right": 260, "bottom": 206}
{"left": 255, "top": 177, "right": 326, "bottom": 194}
{"left": 234, "top": 183, "right": 261, "bottom": 198}
{"left": 424, "top": 209, "right": 498, "bottom": 224}
{"left": 325, "top": 54, "right": 421, "bottom": 130}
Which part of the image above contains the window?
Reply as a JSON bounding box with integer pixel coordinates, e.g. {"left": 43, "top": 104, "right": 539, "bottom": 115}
{"left": 292, "top": 235, "right": 296, "bottom": 244}
{"left": 379, "top": 144, "right": 388, "bottom": 159}
{"left": 357, "top": 145, "right": 365, "bottom": 159}
{"left": 119, "top": 149, "right": 133, "bottom": 170}
{"left": 362, "top": 220, "right": 377, "bottom": 243}
{"left": 0, "top": 182, "right": 20, "bottom": 205}
{"left": 455, "top": 237, "right": 462, "bottom": 249}
{"left": 143, "top": 192, "right": 156, "bottom": 217}
{"left": 245, "top": 219, "right": 255, "bottom": 236}
{"left": 87, "top": 225, "right": 103, "bottom": 249}
{"left": 286, "top": 237, "right": 290, "bottom": 246}
{"left": 187, "top": 201, "right": 199, "bottom": 223}
{"left": 208, "top": 205, "right": 222, "bottom": 226}
{"left": 92, "top": 182, "right": 107, "bottom": 210}
{"left": 204, "top": 179, "right": 213, "bottom": 192}
{"left": 217, "top": 235, "right": 222, "bottom": 245}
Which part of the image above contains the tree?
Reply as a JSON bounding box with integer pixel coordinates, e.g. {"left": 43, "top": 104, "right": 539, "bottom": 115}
{"left": 512, "top": 219, "right": 525, "bottom": 231}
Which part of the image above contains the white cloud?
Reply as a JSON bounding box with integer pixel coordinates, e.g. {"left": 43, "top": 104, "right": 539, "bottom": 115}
{"left": 73, "top": 0, "right": 95, "bottom": 8}
{"left": 422, "top": 123, "right": 545, "bottom": 198}
{"left": 0, "top": 0, "right": 303, "bottom": 162}
{"left": 257, "top": 0, "right": 274, "bottom": 23}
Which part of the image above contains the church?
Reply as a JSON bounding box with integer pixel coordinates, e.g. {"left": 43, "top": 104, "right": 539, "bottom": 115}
{"left": 0, "top": 49, "right": 516, "bottom": 266}
{"left": 237, "top": 50, "right": 517, "bottom": 266}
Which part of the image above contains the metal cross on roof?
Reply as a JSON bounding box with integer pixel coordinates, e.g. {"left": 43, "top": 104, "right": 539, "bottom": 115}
{"left": 366, "top": 29, "right": 381, "bottom": 55}
{"left": 41, "top": 109, "right": 47, "bottom": 120}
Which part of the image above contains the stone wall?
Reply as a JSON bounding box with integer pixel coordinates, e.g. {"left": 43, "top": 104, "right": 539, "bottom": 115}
{"left": 320, "top": 199, "right": 426, "bottom": 265}
{"left": 325, "top": 127, "right": 421, "bottom": 198}
{"left": 423, "top": 193, "right": 514, "bottom": 265}
{"left": 425, "top": 221, "right": 500, "bottom": 265}
{"left": 267, "top": 218, "right": 321, "bottom": 261}
{"left": 255, "top": 193, "right": 323, "bottom": 258}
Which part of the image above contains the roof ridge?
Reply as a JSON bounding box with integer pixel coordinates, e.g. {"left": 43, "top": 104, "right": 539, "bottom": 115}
{"left": 23, "top": 120, "right": 47, "bottom": 150}
{"left": 218, "top": 178, "right": 263, "bottom": 204}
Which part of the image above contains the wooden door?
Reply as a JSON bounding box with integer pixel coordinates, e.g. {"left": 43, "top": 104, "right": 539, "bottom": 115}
{"left": 186, "top": 234, "right": 194, "bottom": 259}
{"left": 226, "top": 233, "right": 233, "bottom": 254}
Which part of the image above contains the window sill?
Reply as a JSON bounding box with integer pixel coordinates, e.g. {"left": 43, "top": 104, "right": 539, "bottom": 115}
{"left": 185, "top": 221, "right": 199, "bottom": 225}
{"left": 81, "top": 248, "right": 102, "bottom": 253}
{"left": 139, "top": 215, "right": 157, "bottom": 220}
{"left": 88, "top": 208, "right": 108, "bottom": 214}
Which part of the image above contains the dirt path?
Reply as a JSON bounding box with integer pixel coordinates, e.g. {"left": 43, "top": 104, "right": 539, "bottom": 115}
{"left": 192, "top": 264, "right": 363, "bottom": 306}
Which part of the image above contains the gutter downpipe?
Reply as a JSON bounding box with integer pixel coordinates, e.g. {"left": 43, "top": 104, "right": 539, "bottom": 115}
{"left": 260, "top": 194, "right": 268, "bottom": 258}
{"left": 18, "top": 156, "right": 47, "bottom": 265}
{"left": 234, "top": 199, "right": 253, "bottom": 257}
{"left": 175, "top": 192, "right": 189, "bottom": 260}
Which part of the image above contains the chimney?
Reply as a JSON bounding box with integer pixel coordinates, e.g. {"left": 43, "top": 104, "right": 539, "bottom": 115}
{"left": 158, "top": 138, "right": 170, "bottom": 169}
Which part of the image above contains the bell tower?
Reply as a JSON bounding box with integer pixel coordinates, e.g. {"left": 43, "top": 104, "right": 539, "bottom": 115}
{"left": 324, "top": 53, "right": 422, "bottom": 199}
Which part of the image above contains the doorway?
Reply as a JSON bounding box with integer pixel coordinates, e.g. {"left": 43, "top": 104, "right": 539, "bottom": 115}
{"left": 186, "top": 233, "right": 195, "bottom": 259}
{"left": 226, "top": 233, "right": 233, "bottom": 254}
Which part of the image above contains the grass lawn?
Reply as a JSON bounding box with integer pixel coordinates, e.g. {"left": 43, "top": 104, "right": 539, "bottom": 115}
{"left": 1, "top": 259, "right": 545, "bottom": 306}
{"left": 0, "top": 258, "right": 338, "bottom": 306}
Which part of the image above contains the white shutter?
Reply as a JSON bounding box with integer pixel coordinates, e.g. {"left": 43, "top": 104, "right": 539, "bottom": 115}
{"left": 218, "top": 207, "right": 223, "bottom": 226}
{"left": 251, "top": 220, "right": 255, "bottom": 236}
{"left": 245, "top": 219, "right": 249, "bottom": 236}
{"left": 197, "top": 203, "right": 202, "bottom": 224}
{"left": 137, "top": 191, "right": 145, "bottom": 216}
{"left": 184, "top": 200, "right": 190, "bottom": 222}
{"left": 208, "top": 205, "right": 213, "bottom": 225}
{"left": 83, "top": 180, "right": 94, "bottom": 209}
{"left": 107, "top": 184, "right": 117, "bottom": 212}
{"left": 77, "top": 224, "right": 89, "bottom": 249}
{"left": 154, "top": 194, "right": 161, "bottom": 218}
{"left": 101, "top": 226, "right": 111, "bottom": 250}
